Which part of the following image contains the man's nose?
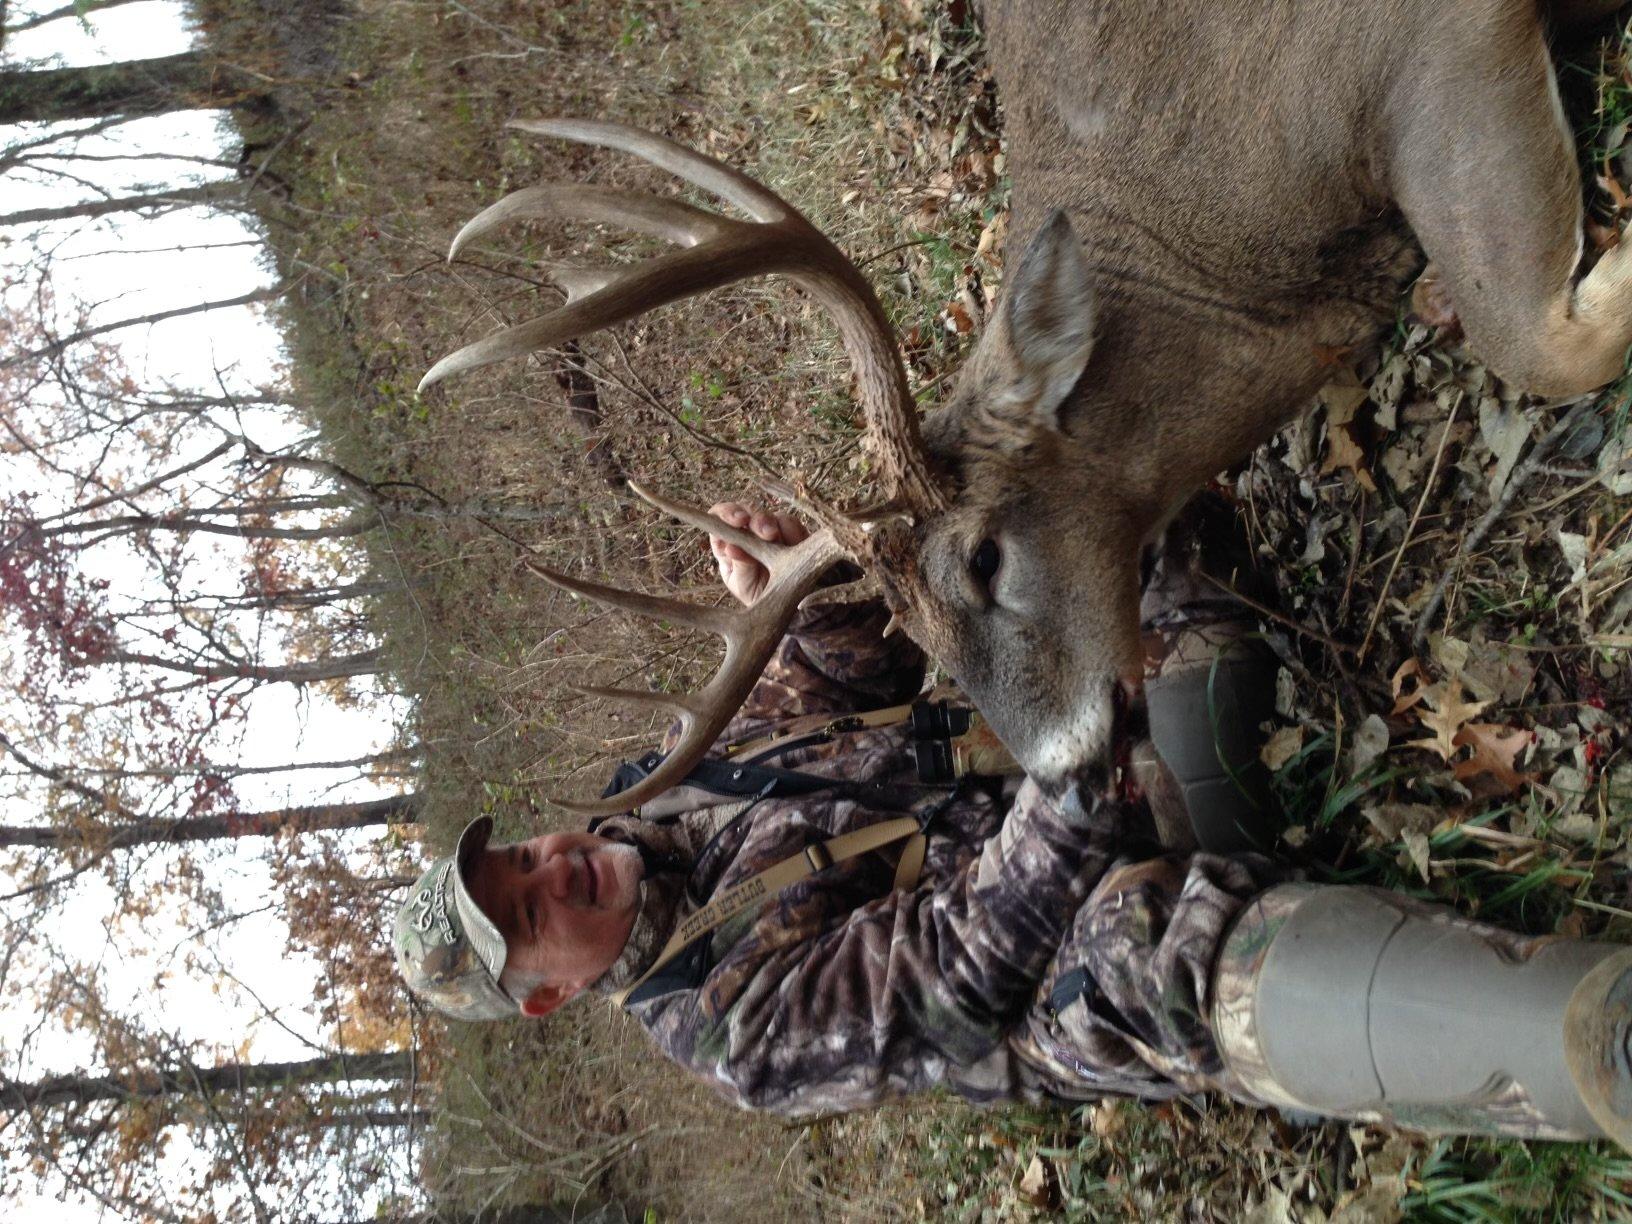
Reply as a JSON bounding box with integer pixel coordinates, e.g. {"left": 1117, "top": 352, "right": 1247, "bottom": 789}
{"left": 538, "top": 850, "right": 573, "bottom": 899}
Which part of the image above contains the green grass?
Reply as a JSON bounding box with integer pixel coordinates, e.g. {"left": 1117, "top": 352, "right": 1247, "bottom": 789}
{"left": 1401, "top": 1138, "right": 1632, "bottom": 1223}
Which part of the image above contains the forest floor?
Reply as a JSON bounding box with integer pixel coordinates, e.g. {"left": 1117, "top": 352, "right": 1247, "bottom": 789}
{"left": 264, "top": 0, "right": 1632, "bottom": 1218}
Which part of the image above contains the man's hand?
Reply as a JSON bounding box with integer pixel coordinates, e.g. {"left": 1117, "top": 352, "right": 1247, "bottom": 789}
{"left": 708, "top": 501, "right": 808, "bottom": 606}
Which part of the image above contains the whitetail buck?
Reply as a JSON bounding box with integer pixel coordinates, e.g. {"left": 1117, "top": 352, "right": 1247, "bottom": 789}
{"left": 421, "top": 0, "right": 1632, "bottom": 814}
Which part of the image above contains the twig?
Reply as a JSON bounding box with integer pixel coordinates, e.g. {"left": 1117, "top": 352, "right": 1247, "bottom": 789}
{"left": 1411, "top": 399, "right": 1599, "bottom": 650}
{"left": 1199, "top": 572, "right": 1357, "bottom": 655}
{"left": 1358, "top": 395, "right": 1463, "bottom": 662}
{"left": 1337, "top": 488, "right": 1366, "bottom": 622}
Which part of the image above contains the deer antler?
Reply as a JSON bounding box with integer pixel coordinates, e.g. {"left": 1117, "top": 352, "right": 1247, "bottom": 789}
{"left": 422, "top": 120, "right": 945, "bottom": 813}
{"left": 528, "top": 481, "right": 852, "bottom": 816}
{"left": 419, "top": 118, "right": 946, "bottom": 514}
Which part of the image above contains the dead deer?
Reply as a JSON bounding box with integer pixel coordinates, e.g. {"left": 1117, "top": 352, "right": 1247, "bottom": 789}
{"left": 422, "top": 0, "right": 1631, "bottom": 812}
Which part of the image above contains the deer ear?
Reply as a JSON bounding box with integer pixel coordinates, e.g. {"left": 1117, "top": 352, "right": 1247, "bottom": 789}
{"left": 995, "top": 210, "right": 1096, "bottom": 430}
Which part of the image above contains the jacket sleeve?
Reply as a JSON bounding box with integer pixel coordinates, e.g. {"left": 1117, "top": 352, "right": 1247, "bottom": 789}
{"left": 661, "top": 781, "right": 1125, "bottom": 1117}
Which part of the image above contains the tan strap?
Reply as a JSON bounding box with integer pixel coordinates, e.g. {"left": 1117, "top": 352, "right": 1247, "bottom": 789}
{"left": 722, "top": 701, "right": 918, "bottom": 761}
{"left": 892, "top": 832, "right": 927, "bottom": 892}
{"left": 724, "top": 690, "right": 1021, "bottom": 780}
{"left": 612, "top": 815, "right": 921, "bottom": 1008}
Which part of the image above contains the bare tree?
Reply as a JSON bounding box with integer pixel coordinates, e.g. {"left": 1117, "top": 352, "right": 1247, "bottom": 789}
{"left": 0, "top": 50, "right": 264, "bottom": 125}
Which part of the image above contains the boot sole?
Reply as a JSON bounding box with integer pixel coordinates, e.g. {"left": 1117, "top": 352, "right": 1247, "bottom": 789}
{"left": 1563, "top": 946, "right": 1632, "bottom": 1152}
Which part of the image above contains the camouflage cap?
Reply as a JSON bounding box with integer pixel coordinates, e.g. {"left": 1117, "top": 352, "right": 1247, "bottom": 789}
{"left": 393, "top": 816, "right": 517, "bottom": 1021}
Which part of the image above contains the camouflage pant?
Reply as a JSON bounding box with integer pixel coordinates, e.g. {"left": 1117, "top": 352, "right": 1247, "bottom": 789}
{"left": 1012, "top": 851, "right": 1292, "bottom": 1105}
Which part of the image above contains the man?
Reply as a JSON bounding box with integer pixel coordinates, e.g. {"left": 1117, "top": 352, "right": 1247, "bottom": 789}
{"left": 395, "top": 503, "right": 1632, "bottom": 1146}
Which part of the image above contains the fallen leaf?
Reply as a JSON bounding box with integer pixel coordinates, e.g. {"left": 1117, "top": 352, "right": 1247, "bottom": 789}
{"left": 1364, "top": 801, "right": 1439, "bottom": 841}
{"left": 1260, "top": 725, "right": 1305, "bottom": 771}
{"left": 1089, "top": 1100, "right": 1124, "bottom": 1139}
{"left": 1426, "top": 633, "right": 1469, "bottom": 679}
{"left": 1459, "top": 637, "right": 1537, "bottom": 704}
{"left": 1558, "top": 529, "right": 1590, "bottom": 584}
{"left": 1478, "top": 397, "right": 1530, "bottom": 501}
{"left": 1347, "top": 713, "right": 1391, "bottom": 777}
{"left": 1016, "top": 1153, "right": 1049, "bottom": 1208}
{"left": 1390, "top": 658, "right": 1425, "bottom": 715}
{"left": 1321, "top": 420, "right": 1378, "bottom": 491}
{"left": 1320, "top": 375, "right": 1370, "bottom": 424}
{"left": 1402, "top": 828, "right": 1432, "bottom": 882}
{"left": 1331, "top": 1184, "right": 1406, "bottom": 1224}
{"left": 1379, "top": 431, "right": 1431, "bottom": 491}
{"left": 1554, "top": 811, "right": 1599, "bottom": 843}
{"left": 1451, "top": 722, "right": 1532, "bottom": 794}
{"left": 1409, "top": 682, "right": 1490, "bottom": 761}
{"left": 1598, "top": 434, "right": 1632, "bottom": 496}
{"left": 1409, "top": 266, "right": 1459, "bottom": 329}
{"left": 1241, "top": 1188, "right": 1294, "bottom": 1224}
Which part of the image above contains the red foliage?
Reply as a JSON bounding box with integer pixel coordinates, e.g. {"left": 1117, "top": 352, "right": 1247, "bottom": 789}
{"left": 0, "top": 507, "right": 116, "bottom": 666}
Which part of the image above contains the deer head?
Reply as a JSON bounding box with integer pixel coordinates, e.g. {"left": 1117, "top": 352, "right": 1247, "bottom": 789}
{"left": 422, "top": 121, "right": 1146, "bottom": 813}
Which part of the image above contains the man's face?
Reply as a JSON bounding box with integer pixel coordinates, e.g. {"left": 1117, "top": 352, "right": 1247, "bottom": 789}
{"left": 464, "top": 830, "right": 643, "bottom": 1017}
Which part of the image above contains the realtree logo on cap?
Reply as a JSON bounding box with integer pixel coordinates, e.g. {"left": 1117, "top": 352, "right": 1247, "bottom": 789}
{"left": 410, "top": 862, "right": 457, "bottom": 943}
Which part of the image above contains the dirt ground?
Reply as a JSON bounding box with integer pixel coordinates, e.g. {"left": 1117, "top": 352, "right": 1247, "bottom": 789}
{"left": 266, "top": 0, "right": 1632, "bottom": 1217}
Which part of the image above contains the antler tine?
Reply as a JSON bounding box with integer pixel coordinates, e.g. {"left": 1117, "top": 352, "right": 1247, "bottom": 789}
{"left": 419, "top": 234, "right": 785, "bottom": 392}
{"left": 625, "top": 479, "right": 782, "bottom": 569}
{"left": 447, "top": 185, "right": 730, "bottom": 261}
{"left": 526, "top": 561, "right": 739, "bottom": 637}
{"left": 508, "top": 118, "right": 792, "bottom": 224}
{"left": 571, "top": 684, "right": 696, "bottom": 719}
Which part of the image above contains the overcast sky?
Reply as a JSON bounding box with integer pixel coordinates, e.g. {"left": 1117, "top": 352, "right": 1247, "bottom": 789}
{"left": 3, "top": 4, "right": 414, "bottom": 1217}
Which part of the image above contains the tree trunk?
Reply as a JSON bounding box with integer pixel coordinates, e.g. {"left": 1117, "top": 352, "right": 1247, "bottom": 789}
{"left": 0, "top": 793, "right": 421, "bottom": 851}
{"left": 96, "top": 645, "right": 384, "bottom": 682}
{"left": 2, "top": 1051, "right": 414, "bottom": 1109}
{"left": 6, "top": 0, "right": 150, "bottom": 36}
{"left": 0, "top": 283, "right": 286, "bottom": 371}
{"left": 0, "top": 180, "right": 248, "bottom": 228}
{"left": 0, "top": 51, "right": 261, "bottom": 125}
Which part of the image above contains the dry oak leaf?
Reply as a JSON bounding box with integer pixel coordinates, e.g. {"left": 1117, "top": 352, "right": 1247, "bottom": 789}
{"left": 1408, "top": 683, "right": 1490, "bottom": 761}
{"left": 1390, "top": 658, "right": 1425, "bottom": 715}
{"left": 1451, "top": 722, "right": 1533, "bottom": 794}
{"left": 1321, "top": 421, "right": 1379, "bottom": 491}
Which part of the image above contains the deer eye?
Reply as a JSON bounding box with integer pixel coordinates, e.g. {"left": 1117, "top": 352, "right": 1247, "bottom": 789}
{"left": 970, "top": 538, "right": 1001, "bottom": 595}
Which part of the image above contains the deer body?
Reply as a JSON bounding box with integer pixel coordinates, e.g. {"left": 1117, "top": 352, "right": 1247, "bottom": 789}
{"left": 984, "top": 0, "right": 1423, "bottom": 498}
{"left": 904, "top": 0, "right": 1631, "bottom": 793}
{"left": 424, "top": 0, "right": 1630, "bottom": 810}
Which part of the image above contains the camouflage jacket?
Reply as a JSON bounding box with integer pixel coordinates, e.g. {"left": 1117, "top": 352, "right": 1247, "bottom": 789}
{"left": 588, "top": 599, "right": 1133, "bottom": 1118}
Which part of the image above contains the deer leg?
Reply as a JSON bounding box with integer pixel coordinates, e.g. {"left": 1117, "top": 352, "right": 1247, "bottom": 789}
{"left": 1390, "top": 5, "right": 1632, "bottom": 397}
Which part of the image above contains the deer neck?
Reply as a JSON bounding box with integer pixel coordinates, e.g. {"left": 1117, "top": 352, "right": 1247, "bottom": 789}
{"left": 1057, "top": 226, "right": 1397, "bottom": 530}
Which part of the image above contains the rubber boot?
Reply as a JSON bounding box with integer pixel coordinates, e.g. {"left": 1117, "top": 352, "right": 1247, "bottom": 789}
{"left": 1212, "top": 884, "right": 1632, "bottom": 1146}
{"left": 1143, "top": 625, "right": 1279, "bottom": 853}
